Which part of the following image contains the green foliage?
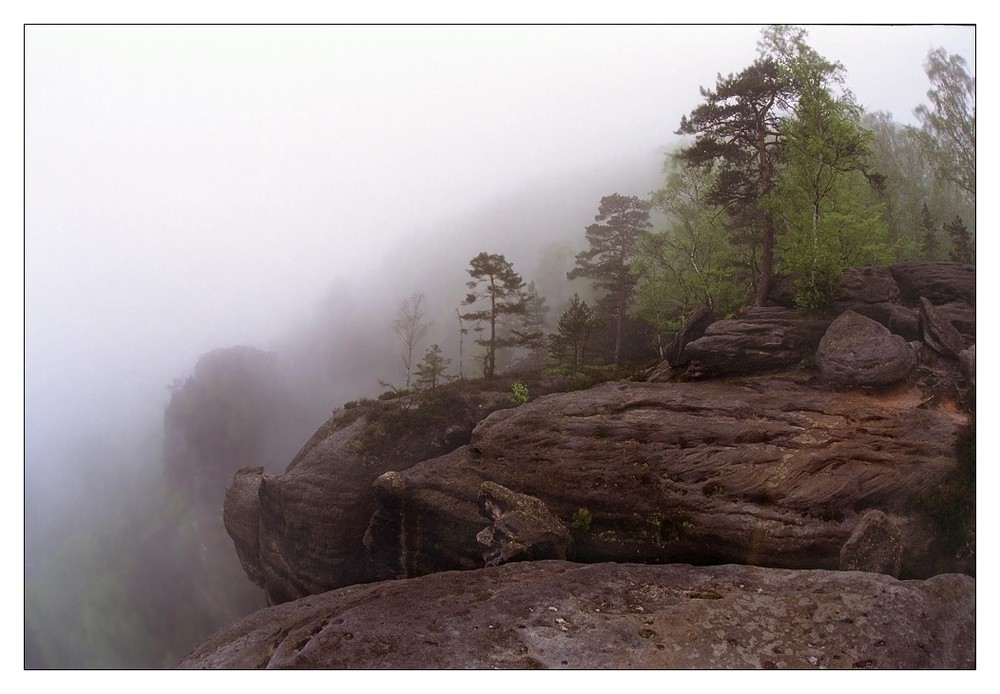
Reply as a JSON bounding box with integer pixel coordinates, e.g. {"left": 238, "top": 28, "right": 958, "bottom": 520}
{"left": 759, "top": 26, "right": 892, "bottom": 308}
{"left": 568, "top": 193, "right": 651, "bottom": 365}
{"left": 635, "top": 158, "right": 748, "bottom": 347}
{"left": 915, "top": 47, "right": 976, "bottom": 202}
{"left": 510, "top": 379, "right": 529, "bottom": 405}
{"left": 946, "top": 215, "right": 974, "bottom": 264}
{"left": 920, "top": 202, "right": 941, "bottom": 258}
{"left": 415, "top": 344, "right": 451, "bottom": 389}
{"left": 571, "top": 507, "right": 593, "bottom": 532}
{"left": 676, "top": 52, "right": 792, "bottom": 305}
{"left": 548, "top": 293, "right": 600, "bottom": 372}
{"left": 351, "top": 387, "right": 469, "bottom": 465}
{"left": 651, "top": 508, "right": 693, "bottom": 543}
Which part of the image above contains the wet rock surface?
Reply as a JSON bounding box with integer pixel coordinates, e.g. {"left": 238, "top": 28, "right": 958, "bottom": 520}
{"left": 177, "top": 560, "right": 975, "bottom": 669}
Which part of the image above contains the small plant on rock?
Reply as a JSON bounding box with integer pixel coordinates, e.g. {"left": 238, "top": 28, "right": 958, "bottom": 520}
{"left": 571, "top": 507, "right": 593, "bottom": 532}
{"left": 511, "top": 379, "right": 529, "bottom": 405}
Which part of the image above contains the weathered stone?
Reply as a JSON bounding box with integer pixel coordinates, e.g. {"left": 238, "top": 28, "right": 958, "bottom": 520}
{"left": 936, "top": 301, "right": 976, "bottom": 346}
{"left": 664, "top": 305, "right": 715, "bottom": 367}
{"left": 224, "top": 389, "right": 520, "bottom": 604}
{"left": 177, "top": 561, "right": 975, "bottom": 669}
{"left": 919, "top": 297, "right": 966, "bottom": 358}
{"left": 477, "top": 482, "right": 573, "bottom": 566}
{"left": 834, "top": 265, "right": 902, "bottom": 305}
{"left": 839, "top": 509, "right": 903, "bottom": 577}
{"left": 682, "top": 309, "right": 830, "bottom": 377}
{"left": 815, "top": 311, "right": 917, "bottom": 386}
{"left": 959, "top": 345, "right": 975, "bottom": 387}
{"left": 223, "top": 467, "right": 267, "bottom": 589}
{"left": 833, "top": 302, "right": 919, "bottom": 341}
{"left": 365, "top": 379, "right": 971, "bottom": 582}
{"left": 889, "top": 261, "right": 975, "bottom": 307}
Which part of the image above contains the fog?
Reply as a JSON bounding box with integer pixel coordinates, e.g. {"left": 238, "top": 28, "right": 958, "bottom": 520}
{"left": 23, "top": 24, "right": 975, "bottom": 667}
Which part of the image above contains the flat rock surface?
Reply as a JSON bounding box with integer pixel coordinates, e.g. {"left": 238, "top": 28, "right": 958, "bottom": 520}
{"left": 177, "top": 560, "right": 975, "bottom": 669}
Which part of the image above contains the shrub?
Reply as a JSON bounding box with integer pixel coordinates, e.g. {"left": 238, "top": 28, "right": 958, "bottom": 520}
{"left": 571, "top": 507, "right": 593, "bottom": 532}
{"left": 511, "top": 380, "right": 529, "bottom": 405}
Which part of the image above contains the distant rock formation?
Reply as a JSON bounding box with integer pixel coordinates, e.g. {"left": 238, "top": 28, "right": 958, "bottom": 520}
{"left": 177, "top": 560, "right": 975, "bottom": 669}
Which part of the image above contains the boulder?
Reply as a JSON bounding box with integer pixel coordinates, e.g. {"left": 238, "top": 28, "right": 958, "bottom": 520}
{"left": 177, "top": 560, "right": 975, "bottom": 669}
{"left": 919, "top": 297, "right": 966, "bottom": 359}
{"left": 476, "top": 482, "right": 573, "bottom": 566}
{"left": 839, "top": 509, "right": 903, "bottom": 577}
{"left": 365, "top": 379, "right": 971, "bottom": 582}
{"left": 815, "top": 311, "right": 917, "bottom": 386}
{"left": 682, "top": 308, "right": 831, "bottom": 377}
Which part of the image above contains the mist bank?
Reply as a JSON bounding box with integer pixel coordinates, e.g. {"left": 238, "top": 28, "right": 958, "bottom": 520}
{"left": 24, "top": 145, "right": 667, "bottom": 668}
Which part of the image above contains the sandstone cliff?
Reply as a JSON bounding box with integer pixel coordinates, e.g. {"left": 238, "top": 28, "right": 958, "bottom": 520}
{"left": 201, "top": 260, "right": 974, "bottom": 668}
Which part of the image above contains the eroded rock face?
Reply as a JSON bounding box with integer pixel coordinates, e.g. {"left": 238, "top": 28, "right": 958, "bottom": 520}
{"left": 839, "top": 509, "right": 903, "bottom": 577}
{"left": 476, "top": 482, "right": 573, "bottom": 567}
{"left": 681, "top": 308, "right": 831, "bottom": 377}
{"left": 224, "top": 389, "right": 519, "bottom": 604}
{"left": 177, "top": 560, "right": 975, "bottom": 669}
{"left": 815, "top": 311, "right": 917, "bottom": 386}
{"left": 919, "top": 298, "right": 967, "bottom": 359}
{"left": 889, "top": 261, "right": 975, "bottom": 307}
{"left": 365, "top": 378, "right": 971, "bottom": 582}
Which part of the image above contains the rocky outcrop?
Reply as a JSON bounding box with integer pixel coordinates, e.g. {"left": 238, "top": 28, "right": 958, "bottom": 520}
{"left": 681, "top": 308, "right": 830, "bottom": 378}
{"left": 815, "top": 311, "right": 917, "bottom": 386}
{"left": 365, "top": 378, "right": 971, "bottom": 582}
{"left": 224, "top": 387, "right": 521, "bottom": 604}
{"left": 476, "top": 482, "right": 573, "bottom": 567}
{"left": 889, "top": 261, "right": 975, "bottom": 307}
{"left": 664, "top": 306, "right": 715, "bottom": 367}
{"left": 177, "top": 560, "right": 975, "bottom": 669}
{"left": 839, "top": 509, "right": 903, "bottom": 577}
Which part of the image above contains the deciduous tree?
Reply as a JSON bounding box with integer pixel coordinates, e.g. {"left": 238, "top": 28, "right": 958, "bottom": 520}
{"left": 393, "top": 293, "right": 431, "bottom": 389}
{"left": 915, "top": 47, "right": 975, "bottom": 203}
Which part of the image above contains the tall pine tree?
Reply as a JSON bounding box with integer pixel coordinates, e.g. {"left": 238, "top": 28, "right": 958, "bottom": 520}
{"left": 568, "top": 194, "right": 650, "bottom": 365}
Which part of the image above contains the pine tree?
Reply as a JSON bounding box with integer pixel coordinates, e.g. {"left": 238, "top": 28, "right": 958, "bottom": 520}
{"left": 568, "top": 194, "right": 650, "bottom": 365}
{"left": 460, "top": 252, "right": 536, "bottom": 379}
{"left": 920, "top": 203, "right": 940, "bottom": 258}
{"left": 415, "top": 344, "right": 451, "bottom": 389}
{"left": 945, "top": 216, "right": 973, "bottom": 264}
{"left": 548, "top": 294, "right": 599, "bottom": 372}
